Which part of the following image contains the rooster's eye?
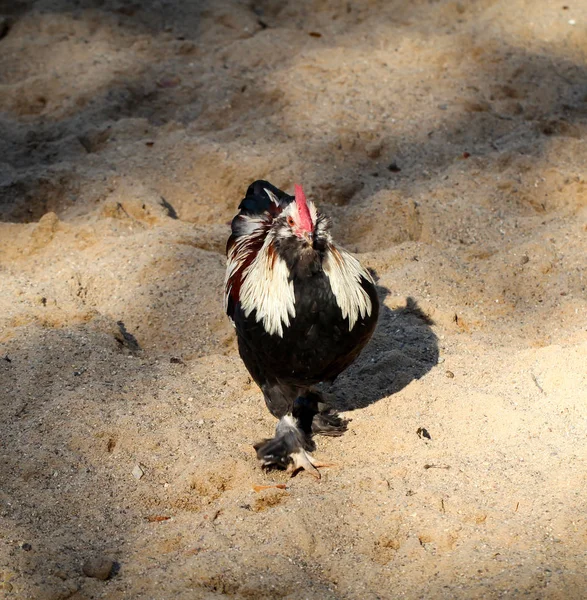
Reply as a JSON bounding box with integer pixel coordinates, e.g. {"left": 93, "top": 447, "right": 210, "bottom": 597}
{"left": 286, "top": 216, "right": 295, "bottom": 227}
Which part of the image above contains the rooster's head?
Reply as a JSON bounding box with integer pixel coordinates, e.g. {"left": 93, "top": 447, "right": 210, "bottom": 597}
{"left": 271, "top": 184, "right": 315, "bottom": 242}
{"left": 227, "top": 181, "right": 331, "bottom": 261}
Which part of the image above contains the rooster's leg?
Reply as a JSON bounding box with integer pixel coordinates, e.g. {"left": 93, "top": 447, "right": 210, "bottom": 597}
{"left": 254, "top": 415, "right": 324, "bottom": 479}
{"left": 294, "top": 390, "right": 349, "bottom": 437}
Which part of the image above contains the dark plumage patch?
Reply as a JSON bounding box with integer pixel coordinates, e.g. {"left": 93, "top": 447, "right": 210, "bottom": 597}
{"left": 238, "top": 180, "right": 292, "bottom": 216}
{"left": 232, "top": 269, "right": 378, "bottom": 389}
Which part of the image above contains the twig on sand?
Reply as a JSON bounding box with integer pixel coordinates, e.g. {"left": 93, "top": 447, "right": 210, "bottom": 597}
{"left": 531, "top": 373, "right": 546, "bottom": 395}
{"left": 253, "top": 484, "right": 288, "bottom": 492}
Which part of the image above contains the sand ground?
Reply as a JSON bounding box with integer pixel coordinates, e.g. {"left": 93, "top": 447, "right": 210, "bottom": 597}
{"left": 1, "top": 0, "right": 586, "bottom": 598}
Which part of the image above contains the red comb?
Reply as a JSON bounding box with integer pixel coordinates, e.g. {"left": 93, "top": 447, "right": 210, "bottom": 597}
{"left": 294, "top": 184, "right": 313, "bottom": 233}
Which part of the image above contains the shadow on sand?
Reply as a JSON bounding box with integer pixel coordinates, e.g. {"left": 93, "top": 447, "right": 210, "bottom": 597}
{"left": 325, "top": 286, "right": 439, "bottom": 412}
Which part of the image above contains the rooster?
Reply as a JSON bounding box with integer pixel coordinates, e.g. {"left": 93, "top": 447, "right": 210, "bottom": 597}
{"left": 225, "top": 181, "right": 379, "bottom": 478}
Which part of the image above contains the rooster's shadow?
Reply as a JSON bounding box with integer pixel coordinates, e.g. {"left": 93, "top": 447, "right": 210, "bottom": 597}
{"left": 323, "top": 287, "right": 439, "bottom": 412}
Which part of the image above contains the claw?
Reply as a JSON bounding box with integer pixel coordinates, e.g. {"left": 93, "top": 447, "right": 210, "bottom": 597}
{"left": 288, "top": 450, "right": 320, "bottom": 479}
{"left": 310, "top": 460, "right": 336, "bottom": 469}
{"left": 287, "top": 449, "right": 334, "bottom": 479}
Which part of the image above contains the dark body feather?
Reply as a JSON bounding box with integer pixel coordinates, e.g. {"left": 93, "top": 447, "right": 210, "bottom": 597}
{"left": 233, "top": 272, "right": 378, "bottom": 417}
{"left": 226, "top": 181, "right": 379, "bottom": 420}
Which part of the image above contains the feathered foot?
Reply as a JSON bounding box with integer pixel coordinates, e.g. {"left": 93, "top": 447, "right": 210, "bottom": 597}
{"left": 294, "top": 391, "right": 349, "bottom": 437}
{"left": 254, "top": 415, "right": 327, "bottom": 479}
{"left": 311, "top": 408, "right": 348, "bottom": 436}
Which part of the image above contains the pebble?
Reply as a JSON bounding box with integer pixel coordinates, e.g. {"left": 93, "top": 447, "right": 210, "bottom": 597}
{"left": 132, "top": 464, "right": 145, "bottom": 480}
{"left": 446, "top": 370, "right": 455, "bottom": 378}
{"left": 82, "top": 557, "right": 115, "bottom": 581}
{"left": 365, "top": 141, "right": 382, "bottom": 159}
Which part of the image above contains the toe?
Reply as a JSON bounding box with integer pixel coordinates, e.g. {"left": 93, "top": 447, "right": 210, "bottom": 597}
{"left": 288, "top": 449, "right": 322, "bottom": 479}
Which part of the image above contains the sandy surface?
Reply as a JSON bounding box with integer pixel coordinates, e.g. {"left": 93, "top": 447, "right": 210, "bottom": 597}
{"left": 1, "top": 0, "right": 586, "bottom": 598}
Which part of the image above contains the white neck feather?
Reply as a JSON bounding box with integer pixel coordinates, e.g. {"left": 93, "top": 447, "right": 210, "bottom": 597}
{"left": 227, "top": 224, "right": 373, "bottom": 336}
{"left": 239, "top": 236, "right": 296, "bottom": 338}
{"left": 323, "top": 245, "right": 374, "bottom": 330}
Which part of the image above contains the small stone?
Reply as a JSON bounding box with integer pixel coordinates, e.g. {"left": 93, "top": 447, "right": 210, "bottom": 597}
{"left": 82, "top": 557, "right": 115, "bottom": 581}
{"left": 78, "top": 128, "right": 111, "bottom": 154}
{"left": 445, "top": 370, "right": 455, "bottom": 378}
{"left": 21, "top": 543, "right": 32, "bottom": 551}
{"left": 176, "top": 41, "right": 196, "bottom": 55}
{"left": 365, "top": 140, "right": 382, "bottom": 159}
{"left": 416, "top": 427, "right": 432, "bottom": 440}
{"left": 156, "top": 75, "right": 181, "bottom": 88}
{"left": 132, "top": 464, "right": 145, "bottom": 480}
